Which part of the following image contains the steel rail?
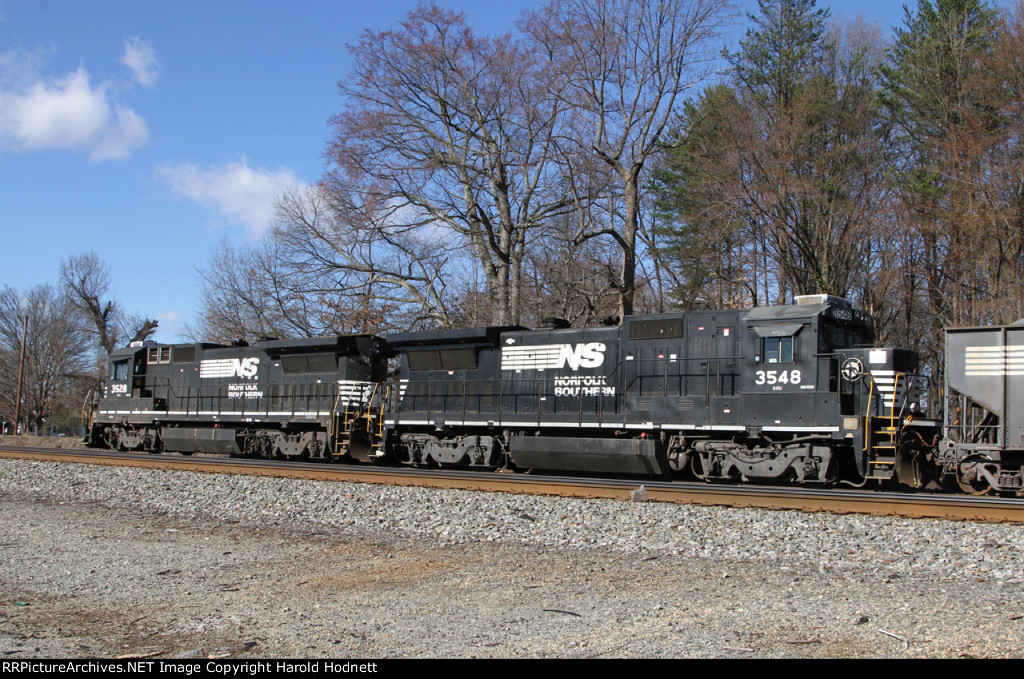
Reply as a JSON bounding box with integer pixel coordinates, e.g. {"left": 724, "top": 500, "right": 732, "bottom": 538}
{"left": 2, "top": 445, "right": 1022, "bottom": 523}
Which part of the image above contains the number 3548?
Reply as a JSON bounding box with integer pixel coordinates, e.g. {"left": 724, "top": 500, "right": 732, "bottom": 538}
{"left": 755, "top": 369, "right": 801, "bottom": 387}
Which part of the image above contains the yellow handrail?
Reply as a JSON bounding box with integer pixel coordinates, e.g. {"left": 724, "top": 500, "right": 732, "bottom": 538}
{"left": 863, "top": 371, "right": 908, "bottom": 454}
{"left": 863, "top": 374, "right": 875, "bottom": 453}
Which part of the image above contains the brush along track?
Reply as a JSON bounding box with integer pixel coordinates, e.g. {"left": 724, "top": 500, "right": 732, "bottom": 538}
{"left": 1, "top": 445, "right": 1022, "bottom": 523}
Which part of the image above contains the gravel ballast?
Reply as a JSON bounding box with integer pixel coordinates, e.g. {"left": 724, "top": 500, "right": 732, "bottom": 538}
{"left": 1, "top": 457, "right": 1023, "bottom": 658}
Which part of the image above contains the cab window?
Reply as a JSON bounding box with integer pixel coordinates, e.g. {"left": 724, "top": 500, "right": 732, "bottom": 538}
{"left": 762, "top": 337, "right": 793, "bottom": 364}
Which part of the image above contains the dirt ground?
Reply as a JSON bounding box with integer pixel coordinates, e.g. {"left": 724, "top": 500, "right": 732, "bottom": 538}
{"left": 0, "top": 434, "right": 83, "bottom": 450}
{"left": 2, "top": 492, "right": 1023, "bottom": 659}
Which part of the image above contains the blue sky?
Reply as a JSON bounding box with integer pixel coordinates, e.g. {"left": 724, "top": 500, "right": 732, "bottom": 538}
{"left": 0, "top": 0, "right": 990, "bottom": 342}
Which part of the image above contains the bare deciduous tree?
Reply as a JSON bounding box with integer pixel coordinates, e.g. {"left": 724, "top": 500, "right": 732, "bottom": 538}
{"left": 0, "top": 285, "right": 92, "bottom": 434}
{"left": 525, "top": 0, "right": 734, "bottom": 318}
{"left": 191, "top": 184, "right": 460, "bottom": 341}
{"left": 326, "top": 4, "right": 576, "bottom": 326}
{"left": 191, "top": 237, "right": 316, "bottom": 343}
{"left": 274, "top": 185, "right": 457, "bottom": 331}
{"left": 61, "top": 252, "right": 158, "bottom": 357}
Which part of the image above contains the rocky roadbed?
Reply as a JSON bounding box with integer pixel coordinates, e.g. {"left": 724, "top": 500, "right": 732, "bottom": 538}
{"left": 1, "top": 457, "right": 1023, "bottom": 658}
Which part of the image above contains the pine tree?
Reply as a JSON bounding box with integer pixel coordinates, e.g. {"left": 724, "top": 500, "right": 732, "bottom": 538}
{"left": 880, "top": 0, "right": 1002, "bottom": 385}
{"left": 654, "top": 0, "right": 887, "bottom": 308}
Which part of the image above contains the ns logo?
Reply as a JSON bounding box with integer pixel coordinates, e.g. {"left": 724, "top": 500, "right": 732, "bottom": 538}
{"left": 502, "top": 341, "right": 607, "bottom": 371}
{"left": 559, "top": 342, "right": 606, "bottom": 370}
{"left": 199, "top": 357, "right": 260, "bottom": 379}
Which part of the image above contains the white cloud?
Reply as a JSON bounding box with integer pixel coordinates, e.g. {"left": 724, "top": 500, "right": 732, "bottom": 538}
{"left": 122, "top": 37, "right": 159, "bottom": 88}
{"left": 155, "top": 309, "right": 182, "bottom": 338}
{"left": 0, "top": 46, "right": 51, "bottom": 89}
{"left": 155, "top": 157, "right": 308, "bottom": 238}
{"left": 0, "top": 52, "right": 149, "bottom": 161}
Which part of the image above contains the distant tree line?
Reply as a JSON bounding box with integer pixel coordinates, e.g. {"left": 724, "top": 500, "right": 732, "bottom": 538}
{"left": 0, "top": 254, "right": 157, "bottom": 435}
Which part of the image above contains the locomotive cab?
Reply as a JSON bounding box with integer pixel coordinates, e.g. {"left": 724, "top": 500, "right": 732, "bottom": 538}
{"left": 86, "top": 341, "right": 160, "bottom": 449}
{"left": 111, "top": 342, "right": 150, "bottom": 398}
{"left": 657, "top": 294, "right": 874, "bottom": 484}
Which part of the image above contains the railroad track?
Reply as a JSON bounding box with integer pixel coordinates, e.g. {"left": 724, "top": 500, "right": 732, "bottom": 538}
{"left": 2, "top": 444, "right": 1022, "bottom": 523}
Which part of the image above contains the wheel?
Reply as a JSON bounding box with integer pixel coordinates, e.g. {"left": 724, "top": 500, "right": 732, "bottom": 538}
{"left": 957, "top": 455, "right": 993, "bottom": 495}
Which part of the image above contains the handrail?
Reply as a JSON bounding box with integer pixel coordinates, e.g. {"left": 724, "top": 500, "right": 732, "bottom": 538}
{"left": 98, "top": 352, "right": 748, "bottom": 428}
{"left": 388, "top": 365, "right": 741, "bottom": 426}
{"left": 97, "top": 378, "right": 345, "bottom": 423}
{"left": 891, "top": 372, "right": 904, "bottom": 421}
{"left": 863, "top": 373, "right": 875, "bottom": 453}
{"left": 80, "top": 389, "right": 98, "bottom": 431}
{"left": 862, "top": 370, "right": 927, "bottom": 453}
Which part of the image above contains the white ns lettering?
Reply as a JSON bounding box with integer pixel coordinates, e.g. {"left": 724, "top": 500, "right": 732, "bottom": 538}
{"left": 558, "top": 342, "right": 606, "bottom": 370}
{"left": 236, "top": 357, "right": 259, "bottom": 378}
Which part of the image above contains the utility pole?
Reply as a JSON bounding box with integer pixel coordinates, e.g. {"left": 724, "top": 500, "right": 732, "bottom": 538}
{"left": 14, "top": 314, "right": 27, "bottom": 435}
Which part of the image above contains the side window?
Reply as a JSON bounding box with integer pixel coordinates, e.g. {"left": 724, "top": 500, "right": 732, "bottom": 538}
{"left": 762, "top": 337, "right": 794, "bottom": 364}
{"left": 173, "top": 346, "right": 195, "bottom": 363}
{"left": 147, "top": 347, "right": 171, "bottom": 364}
{"left": 629, "top": 318, "right": 683, "bottom": 340}
{"left": 406, "top": 348, "right": 478, "bottom": 371}
{"left": 407, "top": 350, "right": 442, "bottom": 371}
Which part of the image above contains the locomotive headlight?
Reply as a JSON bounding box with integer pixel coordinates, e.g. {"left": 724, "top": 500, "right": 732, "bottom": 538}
{"left": 843, "top": 417, "right": 860, "bottom": 431}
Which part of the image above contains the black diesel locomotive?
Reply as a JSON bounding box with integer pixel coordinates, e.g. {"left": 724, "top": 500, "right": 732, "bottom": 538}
{"left": 86, "top": 334, "right": 388, "bottom": 460}
{"left": 84, "top": 295, "right": 1024, "bottom": 495}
